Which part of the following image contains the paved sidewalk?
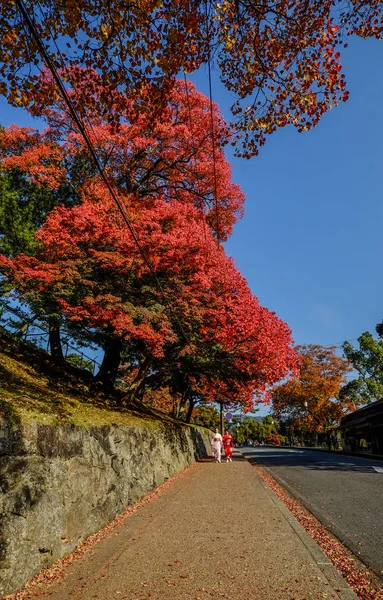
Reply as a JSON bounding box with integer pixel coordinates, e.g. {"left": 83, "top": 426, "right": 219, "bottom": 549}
{"left": 27, "top": 452, "right": 357, "bottom": 600}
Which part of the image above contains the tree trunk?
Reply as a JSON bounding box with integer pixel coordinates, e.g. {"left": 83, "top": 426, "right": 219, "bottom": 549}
{"left": 171, "top": 400, "right": 181, "bottom": 419}
{"left": 185, "top": 399, "right": 196, "bottom": 423}
{"left": 125, "top": 356, "right": 153, "bottom": 404}
{"left": 96, "top": 337, "right": 123, "bottom": 391}
{"left": 48, "top": 319, "right": 64, "bottom": 362}
{"left": 171, "top": 380, "right": 190, "bottom": 420}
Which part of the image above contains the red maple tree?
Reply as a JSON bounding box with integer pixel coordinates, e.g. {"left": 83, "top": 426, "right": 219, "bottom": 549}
{"left": 0, "top": 1, "right": 381, "bottom": 156}
{"left": 0, "top": 81, "right": 297, "bottom": 414}
{"left": 1, "top": 77, "right": 244, "bottom": 240}
{"left": 0, "top": 185, "right": 297, "bottom": 411}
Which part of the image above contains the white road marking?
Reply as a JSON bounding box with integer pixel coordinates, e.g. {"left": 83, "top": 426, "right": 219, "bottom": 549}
{"left": 372, "top": 466, "right": 383, "bottom": 473}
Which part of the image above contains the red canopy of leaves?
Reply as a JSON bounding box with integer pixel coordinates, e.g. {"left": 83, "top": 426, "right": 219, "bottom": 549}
{"left": 0, "top": 0, "right": 381, "bottom": 156}
{"left": 0, "top": 77, "right": 297, "bottom": 411}
{"left": 0, "top": 125, "right": 66, "bottom": 189}
{"left": 0, "top": 77, "right": 244, "bottom": 240}
{"left": 0, "top": 184, "right": 297, "bottom": 409}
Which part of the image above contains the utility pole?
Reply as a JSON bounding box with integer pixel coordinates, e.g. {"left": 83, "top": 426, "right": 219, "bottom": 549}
{"left": 219, "top": 400, "right": 224, "bottom": 435}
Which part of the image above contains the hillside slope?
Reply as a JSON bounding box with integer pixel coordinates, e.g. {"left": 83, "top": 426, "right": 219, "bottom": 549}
{"left": 0, "top": 331, "right": 165, "bottom": 428}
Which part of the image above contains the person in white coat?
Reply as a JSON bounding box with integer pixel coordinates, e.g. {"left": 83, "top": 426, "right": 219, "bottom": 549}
{"left": 211, "top": 428, "right": 223, "bottom": 462}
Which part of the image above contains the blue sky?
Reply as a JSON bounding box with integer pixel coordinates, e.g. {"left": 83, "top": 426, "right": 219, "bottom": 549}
{"left": 1, "top": 35, "right": 382, "bottom": 414}
{"left": 192, "top": 36, "right": 383, "bottom": 415}
{"left": 190, "top": 35, "right": 383, "bottom": 354}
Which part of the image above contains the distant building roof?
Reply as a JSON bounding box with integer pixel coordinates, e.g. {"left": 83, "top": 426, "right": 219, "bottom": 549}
{"left": 339, "top": 399, "right": 383, "bottom": 428}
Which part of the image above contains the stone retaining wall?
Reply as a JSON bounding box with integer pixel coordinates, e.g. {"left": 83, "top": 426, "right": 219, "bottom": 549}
{"left": 0, "top": 420, "right": 210, "bottom": 596}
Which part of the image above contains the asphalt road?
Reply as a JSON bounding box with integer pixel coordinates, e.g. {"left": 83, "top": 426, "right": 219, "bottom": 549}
{"left": 242, "top": 447, "right": 383, "bottom": 576}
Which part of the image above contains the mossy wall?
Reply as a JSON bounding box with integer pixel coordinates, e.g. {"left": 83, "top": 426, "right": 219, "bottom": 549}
{"left": 0, "top": 420, "right": 210, "bottom": 596}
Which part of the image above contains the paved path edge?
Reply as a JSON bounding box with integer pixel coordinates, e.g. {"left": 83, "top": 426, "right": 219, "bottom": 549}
{"left": 253, "top": 468, "right": 358, "bottom": 600}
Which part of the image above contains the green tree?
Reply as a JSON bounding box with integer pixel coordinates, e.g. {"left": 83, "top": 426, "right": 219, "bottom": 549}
{"left": 341, "top": 332, "right": 383, "bottom": 404}
{"left": 65, "top": 353, "right": 94, "bottom": 374}
{"left": 232, "top": 426, "right": 247, "bottom": 446}
{"left": 231, "top": 415, "right": 279, "bottom": 445}
{"left": 191, "top": 405, "right": 220, "bottom": 430}
{"left": 0, "top": 169, "right": 75, "bottom": 259}
{"left": 262, "top": 416, "right": 280, "bottom": 440}
{"left": 0, "top": 156, "right": 78, "bottom": 360}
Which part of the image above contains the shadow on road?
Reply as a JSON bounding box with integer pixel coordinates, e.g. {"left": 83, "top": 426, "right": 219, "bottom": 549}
{"left": 241, "top": 448, "right": 382, "bottom": 473}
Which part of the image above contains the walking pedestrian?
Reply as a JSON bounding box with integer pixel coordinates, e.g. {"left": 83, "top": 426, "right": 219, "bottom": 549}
{"left": 211, "top": 428, "right": 222, "bottom": 462}
{"left": 223, "top": 429, "right": 234, "bottom": 462}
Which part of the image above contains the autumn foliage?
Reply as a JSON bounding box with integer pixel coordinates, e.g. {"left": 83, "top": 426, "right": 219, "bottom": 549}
{"left": 1, "top": 76, "right": 244, "bottom": 241}
{"left": 0, "top": 186, "right": 296, "bottom": 413}
{"left": 2, "top": 1, "right": 380, "bottom": 420}
{"left": 0, "top": 1, "right": 382, "bottom": 156}
{"left": 0, "top": 84, "right": 297, "bottom": 418}
{"left": 272, "top": 344, "right": 353, "bottom": 442}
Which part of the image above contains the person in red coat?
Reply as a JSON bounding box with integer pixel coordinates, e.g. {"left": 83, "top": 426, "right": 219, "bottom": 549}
{"left": 222, "top": 429, "right": 234, "bottom": 462}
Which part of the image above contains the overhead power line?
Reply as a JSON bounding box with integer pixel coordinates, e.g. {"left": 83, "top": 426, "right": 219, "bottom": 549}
{"left": 323, "top": 333, "right": 380, "bottom": 349}
{"left": 34, "top": 0, "right": 101, "bottom": 145}
{"left": 15, "top": 0, "right": 190, "bottom": 344}
{"left": 207, "top": 60, "right": 221, "bottom": 245}
{"left": 205, "top": 1, "right": 221, "bottom": 245}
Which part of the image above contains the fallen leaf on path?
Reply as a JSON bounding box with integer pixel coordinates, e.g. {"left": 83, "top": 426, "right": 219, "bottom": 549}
{"left": 252, "top": 463, "right": 383, "bottom": 600}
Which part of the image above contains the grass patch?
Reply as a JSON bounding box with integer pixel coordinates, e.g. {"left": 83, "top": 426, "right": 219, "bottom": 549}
{"left": 0, "top": 331, "right": 173, "bottom": 429}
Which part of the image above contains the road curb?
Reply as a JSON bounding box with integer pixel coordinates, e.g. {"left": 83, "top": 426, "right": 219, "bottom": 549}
{"left": 242, "top": 455, "right": 359, "bottom": 600}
